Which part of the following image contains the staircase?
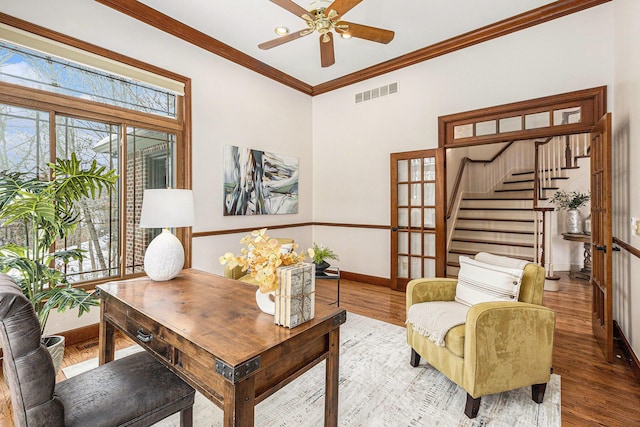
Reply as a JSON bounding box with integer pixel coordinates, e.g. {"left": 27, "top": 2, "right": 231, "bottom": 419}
{"left": 446, "top": 168, "right": 571, "bottom": 276}
{"left": 446, "top": 133, "right": 592, "bottom": 277}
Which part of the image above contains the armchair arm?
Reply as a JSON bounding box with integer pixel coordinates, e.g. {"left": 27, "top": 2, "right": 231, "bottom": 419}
{"left": 406, "top": 278, "right": 458, "bottom": 313}
{"left": 463, "top": 301, "right": 555, "bottom": 398}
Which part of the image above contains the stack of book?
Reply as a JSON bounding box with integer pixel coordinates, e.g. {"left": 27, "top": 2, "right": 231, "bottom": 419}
{"left": 275, "top": 263, "right": 316, "bottom": 328}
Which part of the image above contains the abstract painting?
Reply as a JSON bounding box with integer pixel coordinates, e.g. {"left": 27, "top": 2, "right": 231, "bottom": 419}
{"left": 223, "top": 145, "right": 299, "bottom": 215}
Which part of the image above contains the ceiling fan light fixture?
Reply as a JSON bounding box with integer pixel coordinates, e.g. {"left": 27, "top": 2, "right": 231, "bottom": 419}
{"left": 274, "top": 26, "right": 290, "bottom": 36}
{"left": 340, "top": 33, "right": 352, "bottom": 39}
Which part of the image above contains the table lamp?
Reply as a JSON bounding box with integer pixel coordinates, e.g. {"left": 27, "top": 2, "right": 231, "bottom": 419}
{"left": 139, "top": 189, "right": 194, "bottom": 281}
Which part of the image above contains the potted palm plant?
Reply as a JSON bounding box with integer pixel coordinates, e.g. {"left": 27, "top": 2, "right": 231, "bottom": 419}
{"left": 0, "top": 153, "right": 117, "bottom": 373}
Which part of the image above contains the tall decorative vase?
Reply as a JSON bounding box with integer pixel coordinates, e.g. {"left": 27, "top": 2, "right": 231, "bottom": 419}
{"left": 567, "top": 209, "right": 582, "bottom": 234}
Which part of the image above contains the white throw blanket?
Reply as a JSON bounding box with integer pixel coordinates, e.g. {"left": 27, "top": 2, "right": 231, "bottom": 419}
{"left": 406, "top": 301, "right": 469, "bottom": 346}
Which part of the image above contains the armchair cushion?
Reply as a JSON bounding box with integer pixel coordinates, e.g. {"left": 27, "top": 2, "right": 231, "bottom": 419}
{"left": 407, "top": 301, "right": 469, "bottom": 346}
{"left": 455, "top": 256, "right": 524, "bottom": 306}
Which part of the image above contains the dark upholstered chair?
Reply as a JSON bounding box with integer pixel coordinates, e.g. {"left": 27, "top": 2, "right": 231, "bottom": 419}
{"left": 0, "top": 274, "right": 195, "bottom": 427}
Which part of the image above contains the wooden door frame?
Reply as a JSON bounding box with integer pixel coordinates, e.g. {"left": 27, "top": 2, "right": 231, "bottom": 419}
{"left": 438, "top": 86, "right": 606, "bottom": 149}
{"left": 390, "top": 149, "right": 446, "bottom": 291}
{"left": 437, "top": 87, "right": 606, "bottom": 277}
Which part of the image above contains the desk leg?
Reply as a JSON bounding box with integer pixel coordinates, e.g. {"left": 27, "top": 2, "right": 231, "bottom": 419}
{"left": 223, "top": 376, "right": 255, "bottom": 427}
{"left": 325, "top": 327, "right": 340, "bottom": 427}
{"left": 98, "top": 303, "right": 115, "bottom": 365}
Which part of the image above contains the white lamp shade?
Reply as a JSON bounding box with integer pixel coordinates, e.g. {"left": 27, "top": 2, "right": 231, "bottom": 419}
{"left": 139, "top": 189, "right": 194, "bottom": 228}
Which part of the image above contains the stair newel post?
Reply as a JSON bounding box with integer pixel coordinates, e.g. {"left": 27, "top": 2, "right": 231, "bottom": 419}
{"left": 536, "top": 207, "right": 554, "bottom": 273}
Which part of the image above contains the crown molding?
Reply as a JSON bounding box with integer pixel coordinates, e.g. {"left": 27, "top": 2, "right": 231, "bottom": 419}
{"left": 92, "top": 0, "right": 609, "bottom": 96}
{"left": 95, "top": 0, "right": 313, "bottom": 95}
{"left": 312, "top": 0, "right": 611, "bottom": 95}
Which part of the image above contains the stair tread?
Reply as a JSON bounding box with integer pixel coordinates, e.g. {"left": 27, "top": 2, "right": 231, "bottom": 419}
{"left": 459, "top": 207, "right": 533, "bottom": 211}
{"left": 457, "top": 217, "right": 540, "bottom": 223}
{"left": 464, "top": 197, "right": 532, "bottom": 201}
{"left": 495, "top": 187, "right": 558, "bottom": 192}
{"left": 455, "top": 227, "right": 535, "bottom": 235}
{"left": 503, "top": 177, "right": 569, "bottom": 184}
{"left": 451, "top": 238, "right": 534, "bottom": 248}
{"left": 463, "top": 197, "right": 549, "bottom": 201}
{"left": 511, "top": 166, "right": 580, "bottom": 176}
{"left": 447, "top": 250, "right": 534, "bottom": 262}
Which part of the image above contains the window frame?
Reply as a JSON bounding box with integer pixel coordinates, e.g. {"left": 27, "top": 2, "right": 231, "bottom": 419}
{"left": 0, "top": 15, "right": 192, "bottom": 290}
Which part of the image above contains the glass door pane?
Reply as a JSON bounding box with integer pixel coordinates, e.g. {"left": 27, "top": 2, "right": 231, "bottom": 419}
{"left": 0, "top": 104, "right": 51, "bottom": 250}
{"left": 55, "top": 115, "right": 120, "bottom": 282}
{"left": 125, "top": 127, "right": 176, "bottom": 274}
{"left": 391, "top": 149, "right": 442, "bottom": 290}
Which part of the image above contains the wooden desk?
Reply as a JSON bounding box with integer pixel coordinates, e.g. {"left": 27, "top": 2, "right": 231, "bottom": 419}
{"left": 97, "top": 269, "right": 346, "bottom": 426}
{"left": 562, "top": 233, "right": 592, "bottom": 280}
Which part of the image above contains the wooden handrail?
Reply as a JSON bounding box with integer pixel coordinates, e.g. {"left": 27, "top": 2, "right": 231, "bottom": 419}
{"left": 446, "top": 157, "right": 470, "bottom": 219}
{"left": 613, "top": 237, "right": 640, "bottom": 260}
{"left": 446, "top": 141, "right": 516, "bottom": 218}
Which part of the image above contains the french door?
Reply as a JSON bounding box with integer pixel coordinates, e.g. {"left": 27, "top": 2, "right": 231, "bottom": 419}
{"left": 390, "top": 149, "right": 446, "bottom": 291}
{"left": 590, "top": 113, "right": 613, "bottom": 362}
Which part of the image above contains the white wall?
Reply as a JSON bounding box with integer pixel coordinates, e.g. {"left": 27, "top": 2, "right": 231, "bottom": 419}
{"left": 2, "top": 0, "right": 314, "bottom": 282}
{"left": 5, "top": 2, "right": 628, "bottom": 347}
{"left": 311, "top": 5, "right": 613, "bottom": 279}
{"left": 613, "top": 0, "right": 640, "bottom": 360}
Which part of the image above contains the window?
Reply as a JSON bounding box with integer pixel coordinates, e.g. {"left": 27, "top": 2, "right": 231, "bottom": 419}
{"left": 0, "top": 32, "right": 189, "bottom": 286}
{"left": 0, "top": 41, "right": 177, "bottom": 118}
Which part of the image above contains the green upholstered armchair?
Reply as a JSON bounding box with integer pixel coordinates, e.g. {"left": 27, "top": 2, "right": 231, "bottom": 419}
{"left": 223, "top": 237, "right": 294, "bottom": 285}
{"left": 406, "top": 257, "right": 555, "bottom": 418}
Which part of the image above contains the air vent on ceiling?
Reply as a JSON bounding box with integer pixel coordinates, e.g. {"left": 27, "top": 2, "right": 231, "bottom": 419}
{"left": 355, "top": 82, "right": 398, "bottom": 104}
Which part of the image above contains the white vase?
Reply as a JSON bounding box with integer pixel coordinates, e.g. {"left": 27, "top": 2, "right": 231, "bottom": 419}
{"left": 583, "top": 214, "right": 592, "bottom": 235}
{"left": 566, "top": 209, "right": 582, "bottom": 234}
{"left": 255, "top": 289, "right": 276, "bottom": 315}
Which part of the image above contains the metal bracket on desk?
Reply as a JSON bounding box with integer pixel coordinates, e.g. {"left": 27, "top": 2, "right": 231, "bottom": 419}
{"left": 333, "top": 311, "right": 347, "bottom": 326}
{"left": 215, "top": 356, "right": 260, "bottom": 383}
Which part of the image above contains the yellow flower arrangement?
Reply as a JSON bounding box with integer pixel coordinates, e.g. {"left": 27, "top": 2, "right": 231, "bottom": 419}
{"left": 219, "top": 228, "right": 308, "bottom": 293}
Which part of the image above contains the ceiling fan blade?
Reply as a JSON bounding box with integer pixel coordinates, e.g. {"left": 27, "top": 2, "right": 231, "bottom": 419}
{"left": 269, "top": 0, "right": 313, "bottom": 20}
{"left": 338, "top": 21, "right": 395, "bottom": 44}
{"left": 258, "top": 29, "right": 311, "bottom": 50}
{"left": 324, "top": 0, "right": 364, "bottom": 17}
{"left": 320, "top": 32, "right": 335, "bottom": 68}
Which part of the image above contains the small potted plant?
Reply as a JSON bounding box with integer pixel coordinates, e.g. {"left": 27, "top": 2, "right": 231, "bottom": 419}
{"left": 550, "top": 190, "right": 590, "bottom": 234}
{"left": 308, "top": 243, "right": 340, "bottom": 273}
{"left": 0, "top": 154, "right": 117, "bottom": 373}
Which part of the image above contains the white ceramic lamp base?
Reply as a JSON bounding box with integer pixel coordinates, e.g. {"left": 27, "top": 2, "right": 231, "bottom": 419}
{"left": 144, "top": 229, "right": 185, "bottom": 281}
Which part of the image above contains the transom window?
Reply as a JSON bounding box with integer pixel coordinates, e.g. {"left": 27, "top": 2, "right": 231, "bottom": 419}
{"left": 0, "top": 41, "right": 177, "bottom": 118}
{"left": 0, "top": 34, "right": 188, "bottom": 285}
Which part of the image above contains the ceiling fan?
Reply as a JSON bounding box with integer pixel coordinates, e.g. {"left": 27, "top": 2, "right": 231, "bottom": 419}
{"left": 258, "top": 0, "right": 395, "bottom": 68}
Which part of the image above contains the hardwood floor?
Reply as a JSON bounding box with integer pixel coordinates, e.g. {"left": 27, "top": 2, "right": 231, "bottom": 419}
{"left": 1, "top": 272, "right": 639, "bottom": 426}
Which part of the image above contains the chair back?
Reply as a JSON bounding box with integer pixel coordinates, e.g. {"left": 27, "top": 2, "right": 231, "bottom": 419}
{"left": 0, "top": 274, "right": 64, "bottom": 426}
{"left": 517, "top": 263, "right": 546, "bottom": 305}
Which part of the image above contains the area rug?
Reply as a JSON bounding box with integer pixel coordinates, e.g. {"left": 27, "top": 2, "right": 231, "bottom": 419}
{"left": 64, "top": 313, "right": 561, "bottom": 426}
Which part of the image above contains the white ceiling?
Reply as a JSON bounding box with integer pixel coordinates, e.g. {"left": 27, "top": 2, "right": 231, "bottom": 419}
{"left": 139, "top": 0, "right": 556, "bottom": 86}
